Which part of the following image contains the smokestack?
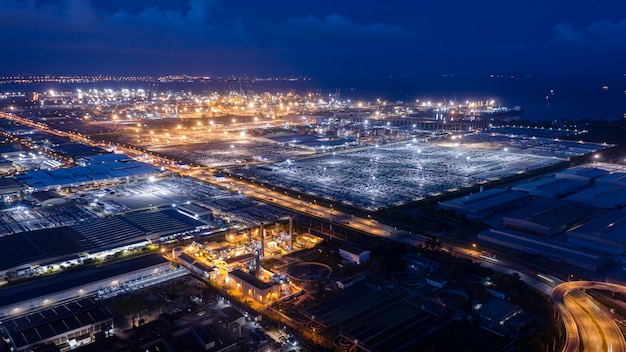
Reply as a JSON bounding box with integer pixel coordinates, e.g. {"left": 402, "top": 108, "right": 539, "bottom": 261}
{"left": 260, "top": 223, "right": 265, "bottom": 258}
{"left": 289, "top": 217, "right": 293, "bottom": 250}
{"left": 254, "top": 250, "right": 261, "bottom": 277}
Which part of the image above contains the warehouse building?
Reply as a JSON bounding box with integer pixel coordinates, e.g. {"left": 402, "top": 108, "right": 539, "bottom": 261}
{"left": 176, "top": 202, "right": 213, "bottom": 221}
{"left": 501, "top": 199, "right": 596, "bottom": 237}
{"left": 0, "top": 208, "right": 206, "bottom": 281}
{"left": 339, "top": 244, "right": 370, "bottom": 265}
{"left": 567, "top": 210, "right": 626, "bottom": 255}
{"left": 226, "top": 269, "right": 280, "bottom": 304}
{"left": 478, "top": 229, "right": 610, "bottom": 271}
{"left": 175, "top": 251, "right": 218, "bottom": 281}
{"left": 0, "top": 254, "right": 172, "bottom": 319}
{"left": 512, "top": 177, "right": 589, "bottom": 199}
{"left": 439, "top": 188, "right": 530, "bottom": 220}
{"left": 565, "top": 184, "right": 626, "bottom": 210}
{"left": 596, "top": 172, "right": 626, "bottom": 187}
{"left": 478, "top": 299, "right": 528, "bottom": 337}
{"left": 1, "top": 298, "right": 113, "bottom": 352}
{"left": 16, "top": 156, "right": 161, "bottom": 191}
{"left": 555, "top": 167, "right": 608, "bottom": 183}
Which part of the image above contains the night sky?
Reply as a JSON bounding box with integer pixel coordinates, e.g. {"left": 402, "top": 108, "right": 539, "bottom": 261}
{"left": 1, "top": 0, "right": 626, "bottom": 78}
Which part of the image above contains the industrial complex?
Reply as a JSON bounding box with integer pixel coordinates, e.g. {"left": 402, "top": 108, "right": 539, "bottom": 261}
{"left": 0, "top": 85, "right": 624, "bottom": 352}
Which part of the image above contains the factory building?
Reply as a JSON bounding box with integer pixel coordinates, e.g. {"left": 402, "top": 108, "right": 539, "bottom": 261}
{"left": 555, "top": 166, "right": 608, "bottom": 183}
{"left": 439, "top": 188, "right": 530, "bottom": 220}
{"left": 339, "top": 244, "right": 370, "bottom": 265}
{"left": 0, "top": 208, "right": 206, "bottom": 281}
{"left": 0, "top": 254, "right": 172, "bottom": 319}
{"left": 565, "top": 184, "right": 626, "bottom": 210}
{"left": 1, "top": 298, "right": 113, "bottom": 352}
{"left": 567, "top": 210, "right": 626, "bottom": 254}
{"left": 16, "top": 156, "right": 161, "bottom": 192}
{"left": 226, "top": 269, "right": 280, "bottom": 304}
{"left": 512, "top": 177, "right": 589, "bottom": 199}
{"left": 478, "top": 229, "right": 609, "bottom": 271}
{"left": 500, "top": 199, "right": 596, "bottom": 237}
{"left": 174, "top": 251, "right": 218, "bottom": 281}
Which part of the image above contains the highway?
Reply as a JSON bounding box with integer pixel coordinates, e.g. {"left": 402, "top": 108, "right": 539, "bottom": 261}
{"left": 190, "top": 170, "right": 431, "bottom": 246}
{"left": 552, "top": 281, "right": 626, "bottom": 352}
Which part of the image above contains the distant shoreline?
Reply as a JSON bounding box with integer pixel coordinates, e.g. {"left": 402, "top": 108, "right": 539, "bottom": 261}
{"left": 1, "top": 75, "right": 624, "bottom": 122}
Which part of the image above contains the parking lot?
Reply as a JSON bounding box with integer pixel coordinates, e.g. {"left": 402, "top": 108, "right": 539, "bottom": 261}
{"left": 234, "top": 138, "right": 603, "bottom": 210}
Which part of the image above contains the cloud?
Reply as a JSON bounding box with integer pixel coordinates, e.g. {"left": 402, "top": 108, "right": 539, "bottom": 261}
{"left": 274, "top": 13, "right": 415, "bottom": 46}
{"left": 553, "top": 19, "right": 626, "bottom": 50}
{"left": 0, "top": 0, "right": 248, "bottom": 52}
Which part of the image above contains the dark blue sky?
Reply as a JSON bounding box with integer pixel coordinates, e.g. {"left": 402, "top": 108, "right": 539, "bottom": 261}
{"left": 1, "top": 0, "right": 625, "bottom": 78}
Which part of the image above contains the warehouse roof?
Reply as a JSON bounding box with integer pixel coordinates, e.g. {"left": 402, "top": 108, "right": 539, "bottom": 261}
{"left": 3, "top": 298, "right": 112, "bottom": 350}
{"left": 229, "top": 269, "right": 274, "bottom": 291}
{"left": 0, "top": 209, "right": 205, "bottom": 272}
{"left": 512, "top": 177, "right": 589, "bottom": 198}
{"left": 566, "top": 184, "right": 626, "bottom": 209}
{"left": 0, "top": 254, "right": 168, "bottom": 308}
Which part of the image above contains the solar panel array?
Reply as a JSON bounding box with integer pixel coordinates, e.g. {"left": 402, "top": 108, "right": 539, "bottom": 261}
{"left": 3, "top": 298, "right": 111, "bottom": 349}
{"left": 124, "top": 209, "right": 199, "bottom": 237}
{"left": 0, "top": 209, "right": 205, "bottom": 272}
{"left": 73, "top": 217, "right": 144, "bottom": 249}
{"left": 0, "top": 227, "right": 89, "bottom": 272}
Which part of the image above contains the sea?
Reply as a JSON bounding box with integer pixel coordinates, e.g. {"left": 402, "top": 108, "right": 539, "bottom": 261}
{"left": 1, "top": 74, "right": 625, "bottom": 122}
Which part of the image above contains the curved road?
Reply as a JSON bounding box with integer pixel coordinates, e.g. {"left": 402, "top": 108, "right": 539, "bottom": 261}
{"left": 553, "top": 281, "right": 626, "bottom": 352}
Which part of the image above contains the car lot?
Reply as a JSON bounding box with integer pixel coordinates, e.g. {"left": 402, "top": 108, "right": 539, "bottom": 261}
{"left": 234, "top": 131, "right": 605, "bottom": 210}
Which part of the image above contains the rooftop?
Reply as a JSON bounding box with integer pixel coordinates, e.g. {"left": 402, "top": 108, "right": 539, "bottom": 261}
{"left": 229, "top": 269, "right": 274, "bottom": 291}
{"left": 567, "top": 211, "right": 626, "bottom": 246}
{"left": 512, "top": 177, "right": 589, "bottom": 198}
{"left": 556, "top": 167, "right": 608, "bottom": 180}
{"left": 565, "top": 184, "right": 626, "bottom": 209}
{"left": 503, "top": 199, "right": 597, "bottom": 230}
{"left": 3, "top": 298, "right": 111, "bottom": 350}
{"left": 478, "top": 228, "right": 609, "bottom": 271}
{"left": 177, "top": 202, "right": 212, "bottom": 216}
{"left": 340, "top": 243, "right": 369, "bottom": 256}
{"left": 0, "top": 209, "right": 205, "bottom": 273}
{"left": 441, "top": 188, "right": 529, "bottom": 213}
{"left": 596, "top": 172, "right": 626, "bottom": 187}
{"left": 16, "top": 160, "right": 160, "bottom": 189}
{"left": 479, "top": 299, "right": 521, "bottom": 322}
{"left": 223, "top": 253, "right": 255, "bottom": 265}
{"left": 0, "top": 254, "right": 168, "bottom": 309}
{"left": 177, "top": 252, "right": 196, "bottom": 265}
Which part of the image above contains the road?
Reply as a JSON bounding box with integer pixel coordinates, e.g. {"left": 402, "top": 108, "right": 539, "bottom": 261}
{"left": 191, "top": 170, "right": 431, "bottom": 246}
{"left": 552, "top": 281, "right": 626, "bottom": 352}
